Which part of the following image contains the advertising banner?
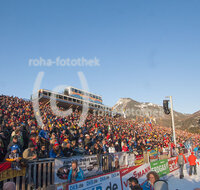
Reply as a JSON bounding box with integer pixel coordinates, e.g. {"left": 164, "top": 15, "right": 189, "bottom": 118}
{"left": 150, "top": 159, "right": 170, "bottom": 177}
{"left": 67, "top": 171, "right": 121, "bottom": 190}
{"left": 134, "top": 157, "right": 144, "bottom": 166}
{"left": 120, "top": 163, "right": 151, "bottom": 190}
{"left": 55, "top": 155, "right": 102, "bottom": 184}
{"left": 168, "top": 157, "right": 179, "bottom": 173}
{"left": 149, "top": 149, "right": 159, "bottom": 162}
{"left": 113, "top": 152, "right": 128, "bottom": 168}
{"left": 126, "top": 152, "right": 135, "bottom": 167}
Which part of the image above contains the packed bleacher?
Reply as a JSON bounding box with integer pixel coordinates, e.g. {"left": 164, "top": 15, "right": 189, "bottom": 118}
{"left": 0, "top": 94, "right": 200, "bottom": 163}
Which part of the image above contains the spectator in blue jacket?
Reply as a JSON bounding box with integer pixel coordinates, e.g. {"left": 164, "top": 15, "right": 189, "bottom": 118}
{"left": 49, "top": 143, "right": 64, "bottom": 158}
{"left": 194, "top": 146, "right": 199, "bottom": 156}
{"left": 39, "top": 126, "right": 50, "bottom": 149}
{"left": 68, "top": 160, "right": 84, "bottom": 183}
{"left": 142, "top": 171, "right": 159, "bottom": 190}
{"left": 39, "top": 126, "right": 49, "bottom": 140}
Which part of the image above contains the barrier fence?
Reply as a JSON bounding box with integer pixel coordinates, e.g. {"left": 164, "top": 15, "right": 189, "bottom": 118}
{"left": 0, "top": 158, "right": 55, "bottom": 190}
{"left": 0, "top": 148, "right": 186, "bottom": 189}
{"left": 66, "top": 153, "right": 189, "bottom": 190}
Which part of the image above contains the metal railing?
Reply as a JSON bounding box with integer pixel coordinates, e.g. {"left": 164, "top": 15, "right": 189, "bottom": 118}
{"left": 1, "top": 158, "right": 55, "bottom": 190}
{"left": 0, "top": 148, "right": 187, "bottom": 189}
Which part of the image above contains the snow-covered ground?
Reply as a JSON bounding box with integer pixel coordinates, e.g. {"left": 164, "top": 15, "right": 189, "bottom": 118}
{"left": 167, "top": 163, "right": 200, "bottom": 190}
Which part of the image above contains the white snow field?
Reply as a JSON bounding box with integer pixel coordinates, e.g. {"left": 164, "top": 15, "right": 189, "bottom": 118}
{"left": 167, "top": 163, "right": 200, "bottom": 190}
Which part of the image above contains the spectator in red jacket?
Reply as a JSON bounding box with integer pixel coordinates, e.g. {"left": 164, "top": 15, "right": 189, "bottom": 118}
{"left": 188, "top": 152, "right": 198, "bottom": 176}
{"left": 122, "top": 144, "right": 129, "bottom": 152}
{"left": 175, "top": 149, "right": 187, "bottom": 179}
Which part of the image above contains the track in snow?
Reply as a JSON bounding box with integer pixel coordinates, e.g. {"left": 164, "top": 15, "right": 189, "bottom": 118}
{"left": 167, "top": 163, "right": 200, "bottom": 190}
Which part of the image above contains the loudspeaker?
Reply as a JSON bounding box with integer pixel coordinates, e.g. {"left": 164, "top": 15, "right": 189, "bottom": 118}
{"left": 163, "top": 100, "right": 170, "bottom": 115}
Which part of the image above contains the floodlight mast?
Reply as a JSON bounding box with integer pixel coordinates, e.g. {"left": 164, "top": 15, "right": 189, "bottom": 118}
{"left": 165, "top": 96, "right": 176, "bottom": 146}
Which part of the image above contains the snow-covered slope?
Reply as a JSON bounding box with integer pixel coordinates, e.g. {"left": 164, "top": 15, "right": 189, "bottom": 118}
{"left": 112, "top": 98, "right": 133, "bottom": 111}
{"left": 113, "top": 98, "right": 162, "bottom": 115}
{"left": 167, "top": 162, "right": 200, "bottom": 190}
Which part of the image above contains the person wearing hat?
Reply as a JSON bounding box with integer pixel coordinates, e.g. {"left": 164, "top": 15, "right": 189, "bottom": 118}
{"left": 188, "top": 152, "right": 198, "bottom": 176}
{"left": 49, "top": 142, "right": 64, "bottom": 158}
{"left": 114, "top": 141, "right": 121, "bottom": 152}
{"left": 84, "top": 134, "right": 91, "bottom": 147}
{"left": 5, "top": 144, "right": 22, "bottom": 170}
{"left": 7, "top": 135, "right": 21, "bottom": 153}
{"left": 23, "top": 142, "right": 37, "bottom": 160}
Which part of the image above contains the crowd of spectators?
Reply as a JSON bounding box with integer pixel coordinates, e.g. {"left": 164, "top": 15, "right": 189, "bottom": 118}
{"left": 0, "top": 95, "right": 199, "bottom": 164}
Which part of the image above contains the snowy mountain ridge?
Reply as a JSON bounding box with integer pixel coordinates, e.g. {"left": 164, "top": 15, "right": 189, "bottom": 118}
{"left": 112, "top": 98, "right": 200, "bottom": 132}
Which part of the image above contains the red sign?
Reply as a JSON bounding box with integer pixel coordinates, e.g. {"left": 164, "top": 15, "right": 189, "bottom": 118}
{"left": 120, "top": 163, "right": 151, "bottom": 189}
{"left": 0, "top": 162, "right": 11, "bottom": 173}
{"left": 168, "top": 157, "right": 179, "bottom": 173}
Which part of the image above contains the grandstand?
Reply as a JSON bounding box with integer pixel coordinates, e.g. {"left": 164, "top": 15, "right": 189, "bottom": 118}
{"left": 64, "top": 86, "right": 103, "bottom": 105}
{"left": 33, "top": 88, "right": 112, "bottom": 114}
{"left": 0, "top": 94, "right": 199, "bottom": 189}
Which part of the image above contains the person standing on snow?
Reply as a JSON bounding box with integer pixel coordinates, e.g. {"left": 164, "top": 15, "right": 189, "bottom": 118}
{"left": 175, "top": 149, "right": 187, "bottom": 179}
{"left": 188, "top": 152, "right": 198, "bottom": 176}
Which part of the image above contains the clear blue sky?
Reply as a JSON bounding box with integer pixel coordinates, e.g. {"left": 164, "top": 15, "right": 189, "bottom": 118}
{"left": 0, "top": 0, "right": 200, "bottom": 114}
